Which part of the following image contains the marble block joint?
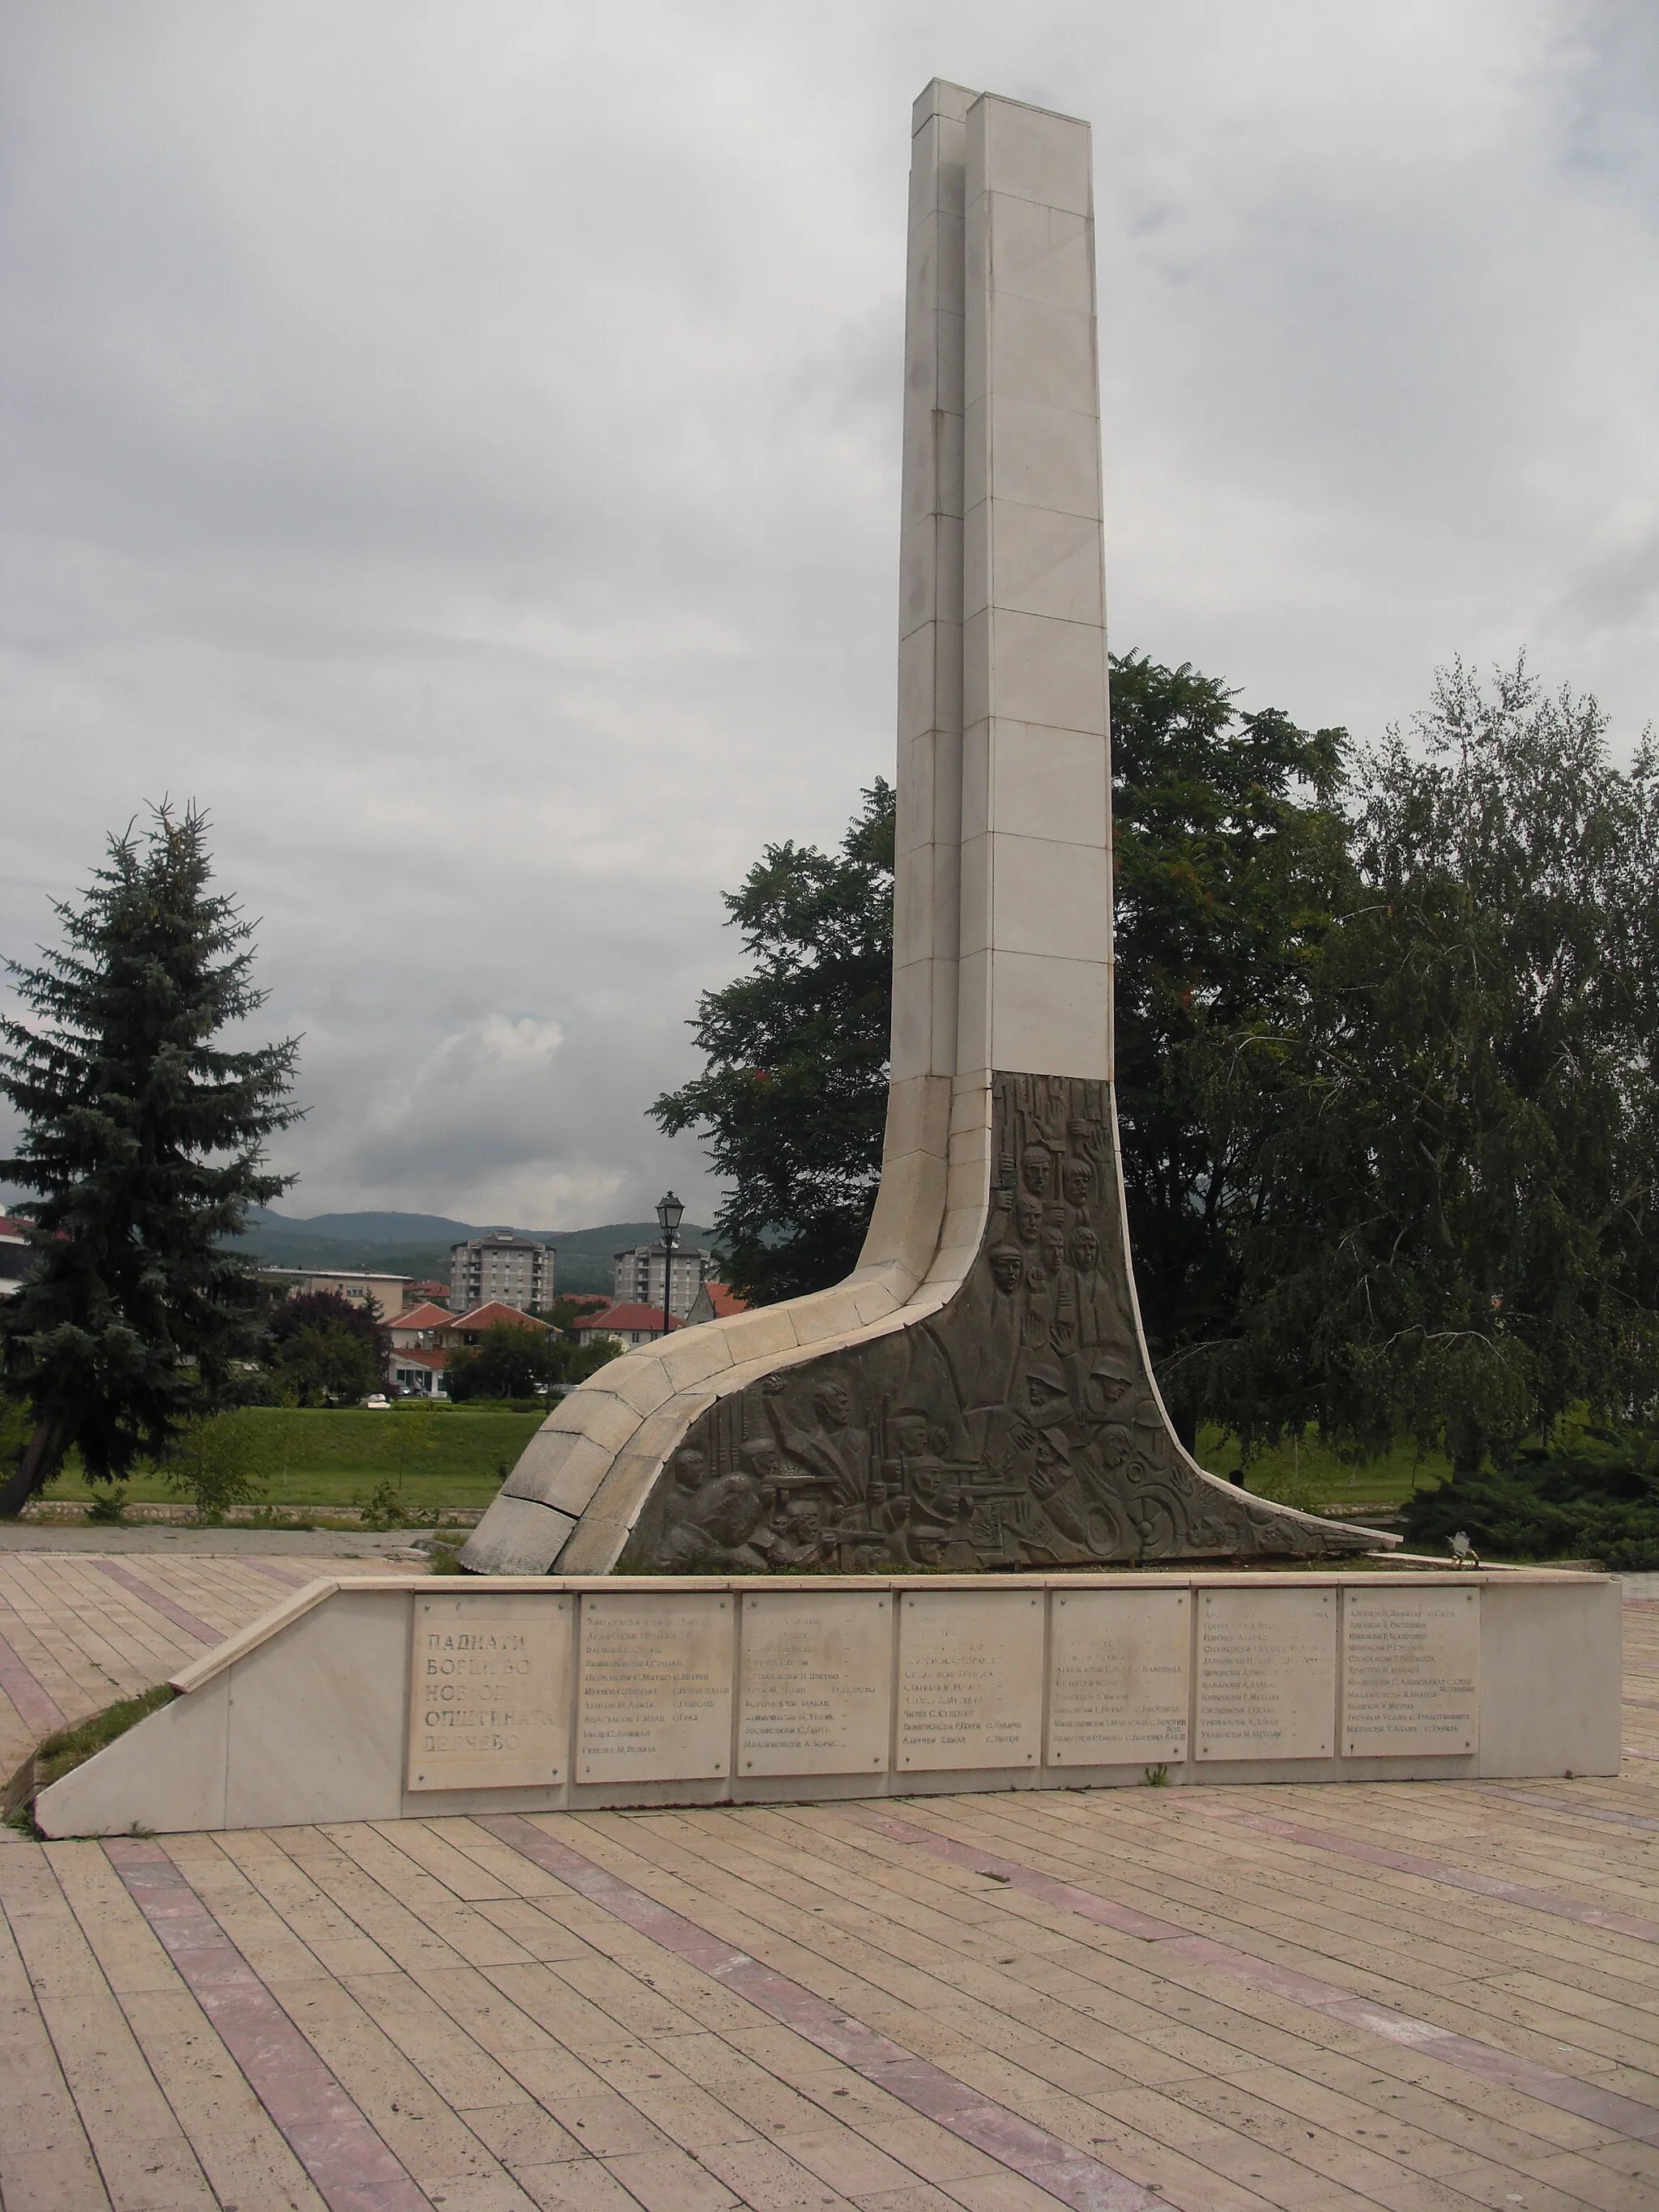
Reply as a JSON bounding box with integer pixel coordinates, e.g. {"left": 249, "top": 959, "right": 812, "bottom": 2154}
{"left": 461, "top": 80, "right": 1385, "bottom": 1579}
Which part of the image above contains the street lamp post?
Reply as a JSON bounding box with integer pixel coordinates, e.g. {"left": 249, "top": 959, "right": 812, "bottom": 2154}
{"left": 655, "top": 1189, "right": 684, "bottom": 1345}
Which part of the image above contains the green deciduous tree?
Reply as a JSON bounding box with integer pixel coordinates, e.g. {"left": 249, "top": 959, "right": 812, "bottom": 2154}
{"left": 650, "top": 781, "right": 893, "bottom": 1304}
{"left": 446, "top": 1321, "right": 620, "bottom": 1401}
{"left": 1188, "top": 660, "right": 1659, "bottom": 1471}
{"left": 1108, "top": 654, "right": 1354, "bottom": 1443}
{"left": 0, "top": 807, "right": 300, "bottom": 1514}
{"left": 267, "top": 1290, "right": 387, "bottom": 1407}
{"left": 446, "top": 1322, "right": 561, "bottom": 1402}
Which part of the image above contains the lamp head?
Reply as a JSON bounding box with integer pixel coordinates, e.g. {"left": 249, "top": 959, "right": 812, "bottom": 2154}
{"left": 656, "top": 1189, "right": 685, "bottom": 1238}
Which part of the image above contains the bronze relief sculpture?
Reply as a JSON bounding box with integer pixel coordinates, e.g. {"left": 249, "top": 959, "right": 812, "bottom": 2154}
{"left": 618, "top": 1076, "right": 1338, "bottom": 1574}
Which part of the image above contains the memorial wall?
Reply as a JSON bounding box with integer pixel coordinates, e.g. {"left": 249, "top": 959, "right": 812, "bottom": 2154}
{"left": 34, "top": 1567, "right": 1623, "bottom": 1837}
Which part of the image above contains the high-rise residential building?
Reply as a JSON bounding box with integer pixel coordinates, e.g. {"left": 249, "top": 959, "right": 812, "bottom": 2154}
{"left": 447, "top": 1232, "right": 555, "bottom": 1315}
{"left": 612, "top": 1239, "right": 709, "bottom": 1318}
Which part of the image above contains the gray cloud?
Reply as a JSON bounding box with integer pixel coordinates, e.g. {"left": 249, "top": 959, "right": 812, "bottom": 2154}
{"left": 4, "top": 2, "right": 1656, "bottom": 1223}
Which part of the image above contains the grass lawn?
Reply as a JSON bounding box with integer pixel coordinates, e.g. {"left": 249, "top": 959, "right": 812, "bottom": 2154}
{"left": 41, "top": 1404, "right": 546, "bottom": 1512}
{"left": 28, "top": 1398, "right": 1446, "bottom": 1520}
{"left": 1196, "top": 1425, "right": 1448, "bottom": 1512}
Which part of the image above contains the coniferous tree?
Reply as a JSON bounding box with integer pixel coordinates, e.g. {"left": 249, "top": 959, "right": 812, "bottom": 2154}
{"left": 0, "top": 806, "right": 300, "bottom": 1513}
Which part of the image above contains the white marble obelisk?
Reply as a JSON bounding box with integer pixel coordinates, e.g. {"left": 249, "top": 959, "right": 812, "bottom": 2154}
{"left": 462, "top": 86, "right": 1377, "bottom": 1577}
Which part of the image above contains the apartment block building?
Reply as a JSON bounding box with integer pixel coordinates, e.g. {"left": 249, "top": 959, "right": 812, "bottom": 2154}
{"left": 447, "top": 1231, "right": 555, "bottom": 1315}
{"left": 612, "top": 1238, "right": 710, "bottom": 1319}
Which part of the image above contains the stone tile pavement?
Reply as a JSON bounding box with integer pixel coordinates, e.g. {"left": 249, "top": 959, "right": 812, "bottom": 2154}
{"left": 0, "top": 1587, "right": 1657, "bottom": 2208}
{"left": 0, "top": 1547, "right": 420, "bottom": 1792}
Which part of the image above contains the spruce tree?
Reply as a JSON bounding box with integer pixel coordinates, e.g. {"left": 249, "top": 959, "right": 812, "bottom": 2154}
{"left": 0, "top": 806, "right": 300, "bottom": 1513}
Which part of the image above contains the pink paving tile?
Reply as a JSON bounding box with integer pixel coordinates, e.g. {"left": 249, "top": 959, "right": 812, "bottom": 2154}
{"left": 106, "top": 1838, "right": 432, "bottom": 2212}
{"left": 1182, "top": 1798, "right": 1659, "bottom": 1941}
{"left": 92, "top": 1560, "right": 221, "bottom": 1643}
{"left": 483, "top": 1813, "right": 1160, "bottom": 2212}
{"left": 850, "top": 1809, "right": 1659, "bottom": 2151}
{"left": 1481, "top": 1788, "right": 1659, "bottom": 1835}
{"left": 0, "top": 1627, "right": 66, "bottom": 1736}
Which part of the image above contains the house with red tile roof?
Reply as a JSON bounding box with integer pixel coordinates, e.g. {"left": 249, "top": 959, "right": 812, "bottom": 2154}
{"left": 388, "top": 1345, "right": 449, "bottom": 1399}
{"left": 683, "top": 1279, "right": 748, "bottom": 1327}
{"left": 388, "top": 1301, "right": 453, "bottom": 1349}
{"left": 573, "top": 1302, "right": 683, "bottom": 1349}
{"left": 444, "top": 1302, "right": 557, "bottom": 1347}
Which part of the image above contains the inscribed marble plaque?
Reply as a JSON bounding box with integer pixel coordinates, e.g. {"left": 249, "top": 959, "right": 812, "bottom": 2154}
{"left": 407, "top": 1594, "right": 570, "bottom": 1792}
{"left": 897, "top": 1590, "right": 1043, "bottom": 1771}
{"left": 1196, "top": 1588, "right": 1334, "bottom": 1762}
{"left": 577, "top": 1593, "right": 734, "bottom": 1784}
{"left": 738, "top": 1592, "right": 892, "bottom": 1776}
{"left": 1342, "top": 1586, "right": 1479, "bottom": 1757}
{"left": 1047, "top": 1589, "right": 1189, "bottom": 1767}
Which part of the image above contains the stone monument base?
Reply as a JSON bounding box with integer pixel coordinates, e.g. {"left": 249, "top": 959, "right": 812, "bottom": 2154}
{"left": 34, "top": 1566, "right": 1620, "bottom": 1837}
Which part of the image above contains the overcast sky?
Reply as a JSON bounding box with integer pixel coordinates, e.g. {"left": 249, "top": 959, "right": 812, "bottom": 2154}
{"left": 4, "top": 2, "right": 1656, "bottom": 1230}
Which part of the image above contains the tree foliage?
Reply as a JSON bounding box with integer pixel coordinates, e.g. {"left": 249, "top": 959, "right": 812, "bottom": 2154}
{"left": 1187, "top": 659, "right": 1659, "bottom": 1469}
{"left": 266, "top": 1289, "right": 387, "bottom": 1407}
{"left": 650, "top": 781, "right": 893, "bottom": 1304}
{"left": 0, "top": 807, "right": 300, "bottom": 1511}
{"left": 647, "top": 654, "right": 1659, "bottom": 1486}
{"left": 446, "top": 1322, "right": 561, "bottom": 1402}
{"left": 1401, "top": 1430, "right": 1659, "bottom": 1570}
{"left": 1107, "top": 653, "right": 1354, "bottom": 1440}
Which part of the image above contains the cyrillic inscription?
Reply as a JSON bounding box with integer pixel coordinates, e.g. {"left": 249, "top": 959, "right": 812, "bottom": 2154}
{"left": 897, "top": 1590, "right": 1043, "bottom": 1771}
{"left": 1047, "top": 1589, "right": 1188, "bottom": 1766}
{"left": 1342, "top": 1587, "right": 1478, "bottom": 1757}
{"left": 1196, "top": 1588, "right": 1334, "bottom": 1761}
{"left": 739, "top": 1592, "right": 892, "bottom": 1775}
{"left": 407, "top": 1594, "right": 570, "bottom": 1791}
{"left": 577, "top": 1593, "right": 733, "bottom": 1783}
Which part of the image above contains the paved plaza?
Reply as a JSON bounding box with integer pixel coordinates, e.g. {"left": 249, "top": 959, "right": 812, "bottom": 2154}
{"left": 0, "top": 1554, "right": 1654, "bottom": 2210}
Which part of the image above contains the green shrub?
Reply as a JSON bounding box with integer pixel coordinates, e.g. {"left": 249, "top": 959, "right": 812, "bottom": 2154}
{"left": 1401, "top": 1431, "right": 1659, "bottom": 1567}
{"left": 162, "top": 1413, "right": 264, "bottom": 1523}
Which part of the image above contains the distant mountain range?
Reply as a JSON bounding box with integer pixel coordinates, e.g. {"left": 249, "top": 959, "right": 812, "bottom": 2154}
{"left": 228, "top": 1207, "right": 722, "bottom": 1298}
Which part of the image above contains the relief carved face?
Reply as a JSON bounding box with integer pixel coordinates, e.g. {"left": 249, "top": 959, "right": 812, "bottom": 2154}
{"left": 1087, "top": 1362, "right": 1135, "bottom": 1412}
{"left": 1039, "top": 1226, "right": 1067, "bottom": 1273}
{"left": 813, "top": 1379, "right": 851, "bottom": 1429}
{"left": 1068, "top": 1225, "right": 1100, "bottom": 1272}
{"left": 892, "top": 1410, "right": 932, "bottom": 1458}
{"left": 1031, "top": 1426, "right": 1072, "bottom": 1498}
{"left": 990, "top": 1244, "right": 1025, "bottom": 1294}
{"left": 1020, "top": 1145, "right": 1053, "bottom": 1198}
{"left": 1013, "top": 1193, "right": 1043, "bottom": 1242}
{"left": 1026, "top": 1367, "right": 1069, "bottom": 1421}
{"left": 670, "top": 1448, "right": 706, "bottom": 1494}
{"left": 1061, "top": 1157, "right": 1094, "bottom": 1207}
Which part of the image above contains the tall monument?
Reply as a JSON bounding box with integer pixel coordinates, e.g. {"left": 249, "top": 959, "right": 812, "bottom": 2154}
{"left": 463, "top": 83, "right": 1383, "bottom": 1576}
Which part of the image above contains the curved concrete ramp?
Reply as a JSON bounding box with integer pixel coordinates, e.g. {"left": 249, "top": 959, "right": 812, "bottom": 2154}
{"left": 463, "top": 83, "right": 1389, "bottom": 1580}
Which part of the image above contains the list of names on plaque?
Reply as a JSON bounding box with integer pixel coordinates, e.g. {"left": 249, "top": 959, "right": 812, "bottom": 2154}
{"left": 577, "top": 1593, "right": 734, "bottom": 1784}
{"left": 897, "top": 1590, "right": 1043, "bottom": 1771}
{"left": 1342, "top": 1587, "right": 1479, "bottom": 1757}
{"left": 739, "top": 1592, "right": 892, "bottom": 1776}
{"left": 1047, "top": 1590, "right": 1189, "bottom": 1767}
{"left": 1196, "top": 1588, "right": 1335, "bottom": 1762}
{"left": 407, "top": 1595, "right": 570, "bottom": 1792}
